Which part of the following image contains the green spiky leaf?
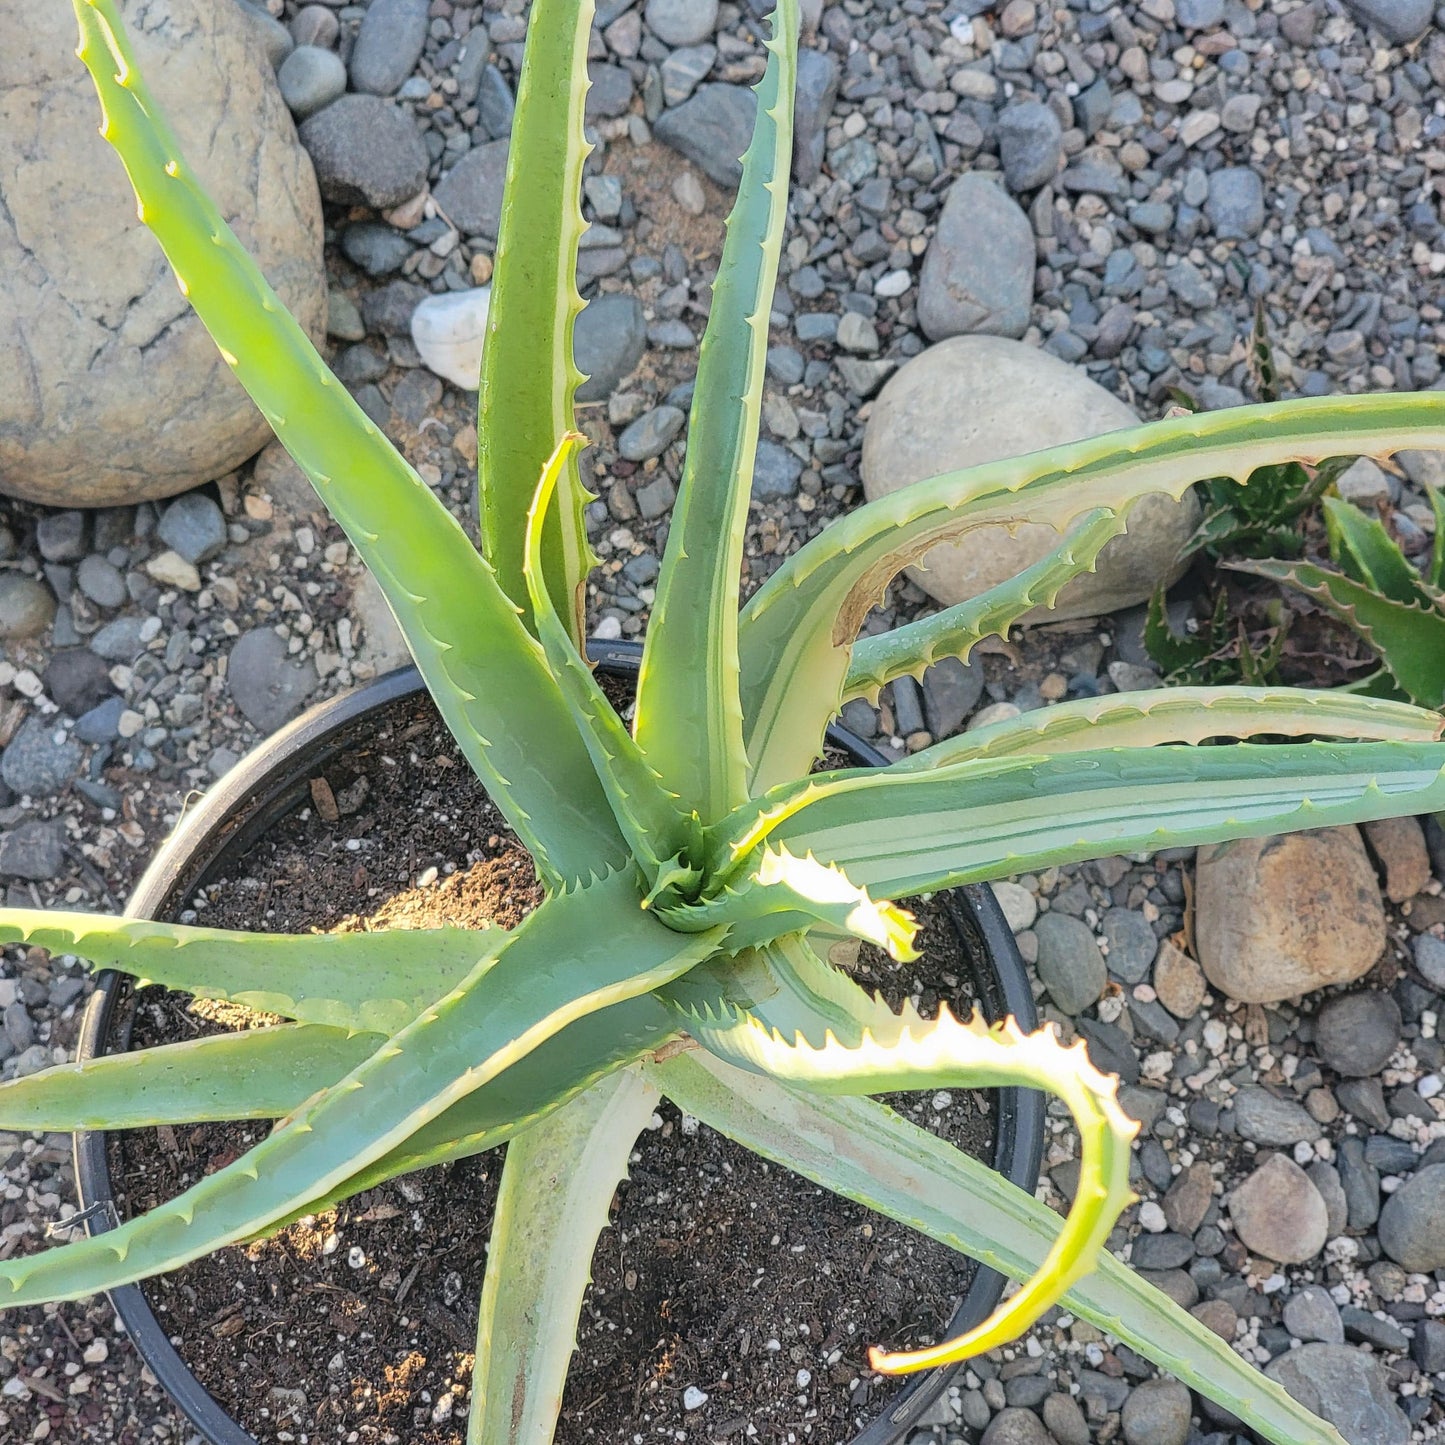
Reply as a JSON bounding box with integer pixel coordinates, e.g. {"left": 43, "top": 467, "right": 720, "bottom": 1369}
{"left": 478, "top": 0, "right": 597, "bottom": 645}
{"left": 71, "top": 0, "right": 624, "bottom": 890}
{"left": 634, "top": 0, "right": 798, "bottom": 823}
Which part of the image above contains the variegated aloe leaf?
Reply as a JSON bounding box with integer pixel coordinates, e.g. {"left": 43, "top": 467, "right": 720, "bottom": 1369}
{"left": 524, "top": 435, "right": 702, "bottom": 895}
{"left": 738, "top": 393, "right": 1445, "bottom": 794}
{"left": 654, "top": 844, "right": 918, "bottom": 959}
{"left": 72, "top": 0, "right": 625, "bottom": 890}
{"left": 653, "top": 1051, "right": 1347, "bottom": 1445}
{"left": 891, "top": 686, "right": 1445, "bottom": 772}
{"left": 662, "top": 931, "right": 899, "bottom": 1050}
{"left": 469, "top": 1068, "right": 660, "bottom": 1445}
{"left": 0, "top": 911, "right": 489, "bottom": 1035}
{"left": 257, "top": 993, "right": 682, "bottom": 1231}
{"left": 478, "top": 0, "right": 595, "bottom": 645}
{"left": 843, "top": 508, "right": 1122, "bottom": 702}
{"left": 1235, "top": 558, "right": 1445, "bottom": 709}
{"left": 665, "top": 1006, "right": 1134, "bottom": 1369}
{"left": 703, "top": 740, "right": 1445, "bottom": 900}
{"left": 634, "top": 0, "right": 798, "bottom": 824}
{"left": 0, "top": 873, "right": 718, "bottom": 1304}
{"left": 0, "top": 1026, "right": 375, "bottom": 1130}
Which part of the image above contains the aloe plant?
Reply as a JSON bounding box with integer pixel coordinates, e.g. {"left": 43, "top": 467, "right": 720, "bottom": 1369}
{"left": 8, "top": 4, "right": 1445, "bottom": 1442}
{"left": 1237, "top": 491, "right": 1445, "bottom": 709}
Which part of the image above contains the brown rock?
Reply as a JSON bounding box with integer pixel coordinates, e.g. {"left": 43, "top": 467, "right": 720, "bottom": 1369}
{"left": 0, "top": 0, "right": 325, "bottom": 506}
{"left": 1363, "top": 815, "right": 1431, "bottom": 902}
{"left": 860, "top": 337, "right": 1198, "bottom": 623}
{"left": 1194, "top": 827, "right": 1385, "bottom": 1003}
{"left": 1153, "top": 936, "right": 1206, "bottom": 1018}
{"left": 1162, "top": 1161, "right": 1214, "bottom": 1236}
{"left": 1230, "top": 1154, "right": 1328, "bottom": 1263}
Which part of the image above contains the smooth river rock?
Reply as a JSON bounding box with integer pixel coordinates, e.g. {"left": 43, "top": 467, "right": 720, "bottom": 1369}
{"left": 917, "top": 175, "right": 1034, "bottom": 341}
{"left": 0, "top": 0, "right": 325, "bottom": 506}
{"left": 1229, "top": 1154, "right": 1328, "bottom": 1263}
{"left": 860, "top": 337, "right": 1198, "bottom": 622}
{"left": 1194, "top": 827, "right": 1385, "bottom": 1003}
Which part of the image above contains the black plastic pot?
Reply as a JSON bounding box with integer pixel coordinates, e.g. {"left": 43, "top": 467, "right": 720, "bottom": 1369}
{"left": 73, "top": 641, "right": 1045, "bottom": 1445}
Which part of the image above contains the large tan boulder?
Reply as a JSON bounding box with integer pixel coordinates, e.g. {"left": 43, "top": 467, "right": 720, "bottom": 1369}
{"left": 859, "top": 336, "right": 1199, "bottom": 622}
{"left": 0, "top": 0, "right": 326, "bottom": 507}
{"left": 1194, "top": 827, "right": 1386, "bottom": 1004}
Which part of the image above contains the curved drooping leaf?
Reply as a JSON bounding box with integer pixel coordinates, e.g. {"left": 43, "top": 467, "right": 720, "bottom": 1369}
{"left": 1236, "top": 558, "right": 1445, "bottom": 709}
{"left": 635, "top": 0, "right": 799, "bottom": 823}
{"left": 0, "top": 910, "right": 490, "bottom": 1035}
{"left": 890, "top": 686, "right": 1445, "bottom": 771}
{"left": 738, "top": 393, "right": 1445, "bottom": 793}
{"left": 71, "top": 0, "right": 624, "bottom": 889}
{"left": 702, "top": 740, "right": 1445, "bottom": 900}
{"left": 843, "top": 508, "right": 1122, "bottom": 702}
{"left": 0, "top": 874, "right": 718, "bottom": 1304}
{"left": 478, "top": 0, "right": 596, "bottom": 645}
{"left": 524, "top": 434, "right": 702, "bottom": 896}
{"left": 468, "top": 1068, "right": 660, "bottom": 1445}
{"left": 653, "top": 1051, "right": 1347, "bottom": 1445}
{"left": 668, "top": 1004, "right": 1134, "bottom": 1370}
{"left": 0, "top": 1026, "right": 376, "bottom": 1130}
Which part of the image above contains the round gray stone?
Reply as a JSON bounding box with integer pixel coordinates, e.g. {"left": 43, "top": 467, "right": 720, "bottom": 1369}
{"left": 1233, "top": 1085, "right": 1323, "bottom": 1146}
{"left": 1, "top": 0, "right": 326, "bottom": 507}
{"left": 348, "top": 0, "right": 429, "bottom": 96}
{"left": 979, "top": 1408, "right": 1051, "bottom": 1445}
{"left": 1121, "top": 1378, "right": 1191, "bottom": 1445}
{"left": 1033, "top": 912, "right": 1106, "bottom": 1015}
{"left": 157, "top": 491, "right": 227, "bottom": 565}
{"left": 645, "top": 0, "right": 718, "bottom": 45}
{"left": 1313, "top": 990, "right": 1402, "bottom": 1076}
{"left": 1205, "top": 167, "right": 1265, "bottom": 240}
{"left": 228, "top": 628, "right": 318, "bottom": 735}
{"left": 1415, "top": 931, "right": 1445, "bottom": 990}
{"left": 1264, "top": 1344, "right": 1408, "bottom": 1445}
{"left": 752, "top": 440, "right": 803, "bottom": 500}
{"left": 0, "top": 821, "right": 66, "bottom": 882}
{"left": 996, "top": 100, "right": 1063, "bottom": 192}
{"left": 276, "top": 44, "right": 346, "bottom": 120}
{"left": 1342, "top": 0, "right": 1434, "bottom": 43}
{"left": 89, "top": 616, "right": 148, "bottom": 663}
{"left": 1378, "top": 1163, "right": 1445, "bottom": 1272}
{"left": 654, "top": 84, "right": 756, "bottom": 189}
{"left": 1283, "top": 1285, "right": 1345, "bottom": 1344}
{"left": 1101, "top": 907, "right": 1158, "bottom": 983}
{"left": 75, "top": 555, "right": 127, "bottom": 609}
{"left": 43, "top": 649, "right": 115, "bottom": 717}
{"left": 0, "top": 574, "right": 56, "bottom": 639}
{"left": 432, "top": 140, "right": 511, "bottom": 239}
{"left": 1, "top": 715, "right": 83, "bottom": 798}
{"left": 917, "top": 175, "right": 1034, "bottom": 341}
{"left": 618, "top": 406, "right": 685, "bottom": 462}
{"left": 575, "top": 294, "right": 646, "bottom": 402}
{"left": 299, "top": 94, "right": 430, "bottom": 209}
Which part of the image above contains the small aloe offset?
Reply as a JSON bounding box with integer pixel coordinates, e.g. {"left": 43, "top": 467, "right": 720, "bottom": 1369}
{"left": 5, "top": 4, "right": 1445, "bottom": 1443}
{"left": 1237, "top": 491, "right": 1445, "bottom": 709}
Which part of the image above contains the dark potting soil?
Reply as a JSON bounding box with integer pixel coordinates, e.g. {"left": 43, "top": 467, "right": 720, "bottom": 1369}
{"left": 106, "top": 686, "right": 997, "bottom": 1445}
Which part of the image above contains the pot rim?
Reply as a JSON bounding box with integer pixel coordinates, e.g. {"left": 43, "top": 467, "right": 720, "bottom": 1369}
{"left": 72, "top": 640, "right": 1045, "bottom": 1445}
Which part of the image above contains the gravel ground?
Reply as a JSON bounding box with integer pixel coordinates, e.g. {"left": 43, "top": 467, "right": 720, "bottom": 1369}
{"left": 3, "top": 0, "right": 1445, "bottom": 1440}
